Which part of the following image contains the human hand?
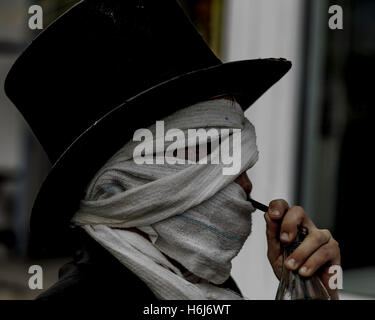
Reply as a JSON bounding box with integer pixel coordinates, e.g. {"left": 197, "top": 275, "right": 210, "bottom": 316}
{"left": 264, "top": 199, "right": 341, "bottom": 300}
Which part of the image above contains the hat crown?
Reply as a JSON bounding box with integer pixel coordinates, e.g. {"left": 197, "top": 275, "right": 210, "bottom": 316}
{"left": 5, "top": 0, "right": 221, "bottom": 163}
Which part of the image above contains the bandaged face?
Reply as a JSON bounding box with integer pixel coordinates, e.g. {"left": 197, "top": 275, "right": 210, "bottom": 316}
{"left": 73, "top": 98, "right": 259, "bottom": 285}
{"left": 147, "top": 151, "right": 253, "bottom": 283}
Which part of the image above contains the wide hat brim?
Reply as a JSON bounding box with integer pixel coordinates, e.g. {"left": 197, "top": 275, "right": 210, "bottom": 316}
{"left": 30, "top": 57, "right": 291, "bottom": 255}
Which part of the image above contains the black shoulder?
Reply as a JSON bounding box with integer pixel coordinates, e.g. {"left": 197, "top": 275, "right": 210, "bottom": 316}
{"left": 37, "top": 259, "right": 158, "bottom": 301}
{"left": 36, "top": 231, "right": 158, "bottom": 301}
{"left": 36, "top": 263, "right": 87, "bottom": 301}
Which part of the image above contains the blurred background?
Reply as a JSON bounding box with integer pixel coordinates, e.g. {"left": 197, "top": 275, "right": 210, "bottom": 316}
{"left": 0, "top": 0, "right": 374, "bottom": 299}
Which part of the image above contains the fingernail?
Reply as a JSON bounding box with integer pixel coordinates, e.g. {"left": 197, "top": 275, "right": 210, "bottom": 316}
{"left": 299, "top": 266, "right": 308, "bottom": 275}
{"left": 287, "top": 258, "right": 296, "bottom": 268}
{"left": 280, "top": 232, "right": 289, "bottom": 242}
{"left": 271, "top": 210, "right": 281, "bottom": 217}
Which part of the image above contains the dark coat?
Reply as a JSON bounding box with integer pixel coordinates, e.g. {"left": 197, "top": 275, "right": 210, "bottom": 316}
{"left": 36, "top": 230, "right": 242, "bottom": 301}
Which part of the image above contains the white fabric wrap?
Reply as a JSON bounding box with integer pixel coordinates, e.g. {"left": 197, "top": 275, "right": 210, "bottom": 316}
{"left": 71, "top": 99, "right": 259, "bottom": 300}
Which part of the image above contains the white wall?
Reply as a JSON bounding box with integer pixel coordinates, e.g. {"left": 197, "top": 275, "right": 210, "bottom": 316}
{"left": 222, "top": 0, "right": 305, "bottom": 299}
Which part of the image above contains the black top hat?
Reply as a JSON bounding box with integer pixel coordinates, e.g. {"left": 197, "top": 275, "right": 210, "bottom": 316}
{"left": 5, "top": 0, "right": 291, "bottom": 254}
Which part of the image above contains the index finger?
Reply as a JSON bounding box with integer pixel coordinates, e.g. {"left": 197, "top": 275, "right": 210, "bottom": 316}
{"left": 264, "top": 199, "right": 290, "bottom": 247}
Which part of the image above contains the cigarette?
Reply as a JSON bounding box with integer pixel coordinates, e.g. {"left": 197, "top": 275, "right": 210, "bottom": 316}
{"left": 247, "top": 197, "right": 269, "bottom": 212}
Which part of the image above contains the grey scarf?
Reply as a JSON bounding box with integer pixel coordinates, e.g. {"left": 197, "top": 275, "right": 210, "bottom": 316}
{"left": 72, "top": 99, "right": 258, "bottom": 299}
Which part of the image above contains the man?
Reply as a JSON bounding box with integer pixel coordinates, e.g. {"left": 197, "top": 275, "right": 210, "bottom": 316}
{"left": 36, "top": 96, "right": 340, "bottom": 300}
{"left": 5, "top": 0, "right": 339, "bottom": 300}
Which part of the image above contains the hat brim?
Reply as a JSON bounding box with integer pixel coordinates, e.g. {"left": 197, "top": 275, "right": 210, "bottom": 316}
{"left": 29, "top": 58, "right": 291, "bottom": 254}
